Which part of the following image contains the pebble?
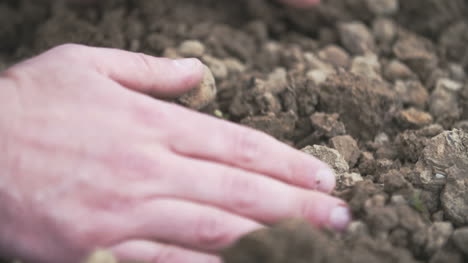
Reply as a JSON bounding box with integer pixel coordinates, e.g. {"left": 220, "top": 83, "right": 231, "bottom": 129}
{"left": 372, "top": 18, "right": 397, "bottom": 44}
{"left": 223, "top": 58, "right": 246, "bottom": 74}
{"left": 350, "top": 53, "right": 382, "bottom": 81}
{"left": 178, "top": 40, "right": 205, "bottom": 57}
{"left": 202, "top": 55, "right": 228, "bottom": 80}
{"left": 394, "top": 80, "right": 429, "bottom": 108}
{"left": 341, "top": 172, "right": 364, "bottom": 188}
{"left": 415, "top": 129, "right": 468, "bottom": 226}
{"left": 384, "top": 60, "right": 416, "bottom": 81}
{"left": 301, "top": 145, "right": 349, "bottom": 177}
{"left": 178, "top": 65, "right": 217, "bottom": 110}
{"left": 365, "top": 0, "right": 399, "bottom": 16}
{"left": 338, "top": 22, "right": 376, "bottom": 55}
{"left": 310, "top": 112, "right": 346, "bottom": 137}
{"left": 397, "top": 108, "right": 433, "bottom": 128}
{"left": 318, "top": 45, "right": 350, "bottom": 68}
{"left": 429, "top": 78, "right": 462, "bottom": 123}
{"left": 265, "top": 67, "right": 288, "bottom": 94}
{"left": 330, "top": 135, "right": 361, "bottom": 167}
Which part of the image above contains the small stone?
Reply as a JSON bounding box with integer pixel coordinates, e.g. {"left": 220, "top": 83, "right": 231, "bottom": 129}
{"left": 391, "top": 195, "right": 406, "bottom": 205}
{"left": 202, "top": 55, "right": 228, "bottom": 80}
{"left": 429, "top": 78, "right": 462, "bottom": 125}
{"left": 374, "top": 132, "right": 390, "bottom": 147}
{"left": 452, "top": 227, "right": 468, "bottom": 255}
{"left": 330, "top": 135, "right": 360, "bottom": 167}
{"left": 415, "top": 129, "right": 468, "bottom": 225}
{"left": 448, "top": 63, "right": 466, "bottom": 82}
{"left": 394, "top": 80, "right": 429, "bottom": 108}
{"left": 350, "top": 53, "right": 382, "bottom": 81}
{"left": 178, "top": 65, "right": 217, "bottom": 110}
{"left": 178, "top": 40, "right": 205, "bottom": 57}
{"left": 306, "top": 69, "right": 333, "bottom": 85}
{"left": 347, "top": 220, "right": 369, "bottom": 236}
{"left": 162, "top": 47, "right": 180, "bottom": 59}
{"left": 365, "top": 0, "right": 399, "bottom": 16}
{"left": 397, "top": 108, "right": 433, "bottom": 128}
{"left": 384, "top": 60, "right": 416, "bottom": 82}
{"left": 310, "top": 112, "right": 346, "bottom": 137}
{"left": 301, "top": 145, "right": 349, "bottom": 176}
{"left": 265, "top": 67, "right": 288, "bottom": 94}
{"left": 338, "top": 22, "right": 376, "bottom": 55}
{"left": 372, "top": 18, "right": 397, "bottom": 44}
{"left": 425, "top": 222, "right": 453, "bottom": 256}
{"left": 84, "top": 250, "right": 117, "bottom": 263}
{"left": 318, "top": 45, "right": 350, "bottom": 68}
{"left": 393, "top": 33, "right": 438, "bottom": 80}
{"left": 223, "top": 58, "right": 246, "bottom": 74}
{"left": 303, "top": 52, "right": 335, "bottom": 72}
{"left": 341, "top": 172, "right": 364, "bottom": 188}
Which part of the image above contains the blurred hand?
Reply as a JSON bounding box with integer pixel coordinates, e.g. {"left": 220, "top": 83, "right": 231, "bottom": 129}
{"left": 0, "top": 44, "right": 348, "bottom": 263}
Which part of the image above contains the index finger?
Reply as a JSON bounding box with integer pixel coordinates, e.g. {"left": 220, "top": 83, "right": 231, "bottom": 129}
{"left": 156, "top": 102, "right": 336, "bottom": 193}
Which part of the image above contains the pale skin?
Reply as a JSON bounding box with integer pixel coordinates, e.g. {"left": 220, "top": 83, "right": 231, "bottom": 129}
{"left": 0, "top": 1, "right": 350, "bottom": 263}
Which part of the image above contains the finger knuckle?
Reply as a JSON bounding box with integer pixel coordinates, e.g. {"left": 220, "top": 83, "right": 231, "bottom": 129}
{"left": 51, "top": 43, "right": 85, "bottom": 58}
{"left": 232, "top": 128, "right": 262, "bottom": 164}
{"left": 221, "top": 172, "right": 258, "bottom": 211}
{"left": 194, "top": 214, "right": 229, "bottom": 247}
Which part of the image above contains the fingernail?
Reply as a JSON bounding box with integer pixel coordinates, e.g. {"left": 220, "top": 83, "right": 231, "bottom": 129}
{"left": 329, "top": 205, "right": 351, "bottom": 230}
{"left": 173, "top": 58, "right": 200, "bottom": 70}
{"left": 315, "top": 168, "right": 336, "bottom": 192}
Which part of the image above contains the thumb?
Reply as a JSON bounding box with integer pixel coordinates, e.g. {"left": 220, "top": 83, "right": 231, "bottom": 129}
{"left": 43, "top": 44, "right": 205, "bottom": 98}
{"left": 86, "top": 45, "right": 204, "bottom": 98}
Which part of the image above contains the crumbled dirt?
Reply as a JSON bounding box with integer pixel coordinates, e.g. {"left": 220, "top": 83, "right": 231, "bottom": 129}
{"left": 1, "top": 0, "right": 468, "bottom": 262}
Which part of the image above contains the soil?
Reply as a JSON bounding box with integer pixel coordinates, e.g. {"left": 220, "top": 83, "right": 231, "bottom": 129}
{"left": 1, "top": 0, "right": 468, "bottom": 262}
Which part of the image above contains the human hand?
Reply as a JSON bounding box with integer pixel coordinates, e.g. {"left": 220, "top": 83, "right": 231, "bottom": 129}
{"left": 0, "top": 44, "right": 349, "bottom": 263}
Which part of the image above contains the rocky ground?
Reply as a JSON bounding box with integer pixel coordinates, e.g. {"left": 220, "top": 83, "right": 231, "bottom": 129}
{"left": 1, "top": 0, "right": 468, "bottom": 262}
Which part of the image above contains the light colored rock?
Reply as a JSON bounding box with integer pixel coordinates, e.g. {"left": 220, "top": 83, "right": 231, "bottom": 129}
{"left": 202, "top": 55, "right": 228, "bottom": 80}
{"left": 338, "top": 22, "right": 376, "bottom": 55}
{"left": 265, "top": 67, "right": 288, "bottom": 94}
{"left": 301, "top": 145, "right": 349, "bottom": 183}
{"left": 162, "top": 47, "right": 180, "bottom": 59}
{"left": 415, "top": 129, "right": 468, "bottom": 226}
{"left": 366, "top": 0, "right": 399, "bottom": 15}
{"left": 223, "top": 58, "right": 246, "bottom": 74}
{"left": 318, "top": 45, "right": 350, "bottom": 68}
{"left": 384, "top": 60, "right": 416, "bottom": 81}
{"left": 341, "top": 172, "right": 364, "bottom": 188}
{"left": 430, "top": 78, "right": 462, "bottom": 123}
{"left": 178, "top": 65, "right": 217, "bottom": 110}
{"left": 391, "top": 195, "right": 406, "bottom": 205}
{"left": 425, "top": 222, "right": 453, "bottom": 256}
{"left": 330, "top": 135, "right": 360, "bottom": 167}
{"left": 372, "top": 18, "right": 397, "bottom": 43}
{"left": 397, "top": 108, "right": 433, "bottom": 128}
{"left": 306, "top": 69, "right": 333, "bottom": 85}
{"left": 350, "top": 53, "right": 382, "bottom": 81}
{"left": 394, "top": 80, "right": 429, "bottom": 108}
{"left": 178, "top": 40, "right": 205, "bottom": 57}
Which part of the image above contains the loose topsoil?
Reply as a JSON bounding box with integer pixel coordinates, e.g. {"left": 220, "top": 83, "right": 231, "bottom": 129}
{"left": 1, "top": 0, "right": 468, "bottom": 263}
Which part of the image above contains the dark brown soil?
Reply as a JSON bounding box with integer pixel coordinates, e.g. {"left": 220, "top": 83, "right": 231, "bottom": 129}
{"left": 1, "top": 0, "right": 468, "bottom": 262}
